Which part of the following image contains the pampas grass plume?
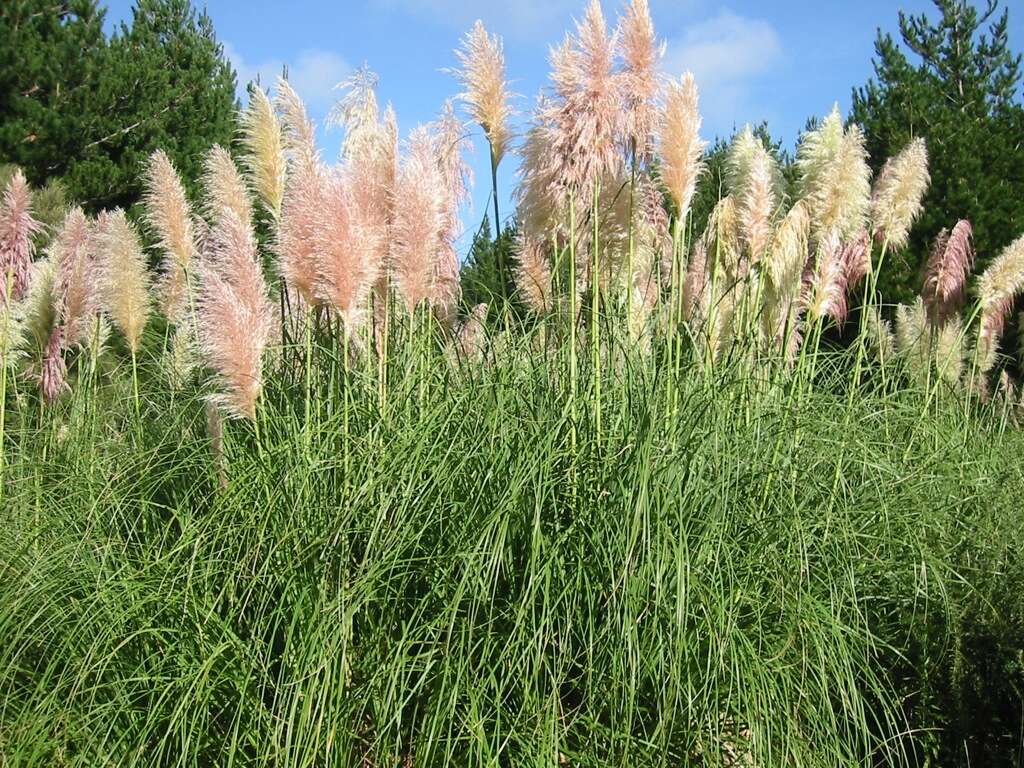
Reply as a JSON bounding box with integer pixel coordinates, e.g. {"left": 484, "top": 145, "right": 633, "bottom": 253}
{"left": 52, "top": 207, "right": 99, "bottom": 349}
{"left": 871, "top": 137, "right": 929, "bottom": 249}
{"left": 392, "top": 128, "right": 444, "bottom": 311}
{"left": 658, "top": 73, "right": 705, "bottom": 218}
{"left": 240, "top": 87, "right": 287, "bottom": 218}
{"left": 143, "top": 150, "right": 196, "bottom": 323}
{"left": 454, "top": 20, "right": 513, "bottom": 165}
{"left": 0, "top": 169, "right": 43, "bottom": 302}
{"left": 514, "top": 233, "right": 553, "bottom": 314}
{"left": 922, "top": 220, "right": 973, "bottom": 327}
{"left": 203, "top": 145, "right": 253, "bottom": 228}
{"left": 618, "top": 0, "right": 662, "bottom": 160}
{"left": 100, "top": 210, "right": 151, "bottom": 354}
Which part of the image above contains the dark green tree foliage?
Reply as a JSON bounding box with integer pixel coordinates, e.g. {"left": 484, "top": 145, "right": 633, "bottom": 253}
{"left": 0, "top": 1, "right": 108, "bottom": 188}
{"left": 852, "top": 0, "right": 1024, "bottom": 306}
{"left": 0, "top": 0, "right": 238, "bottom": 213}
{"left": 460, "top": 216, "right": 519, "bottom": 318}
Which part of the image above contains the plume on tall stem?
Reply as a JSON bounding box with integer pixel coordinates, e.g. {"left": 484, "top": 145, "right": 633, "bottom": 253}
{"left": 39, "top": 326, "right": 67, "bottom": 404}
{"left": 870, "top": 137, "right": 929, "bottom": 249}
{"left": 804, "top": 230, "right": 849, "bottom": 326}
{"left": 143, "top": 150, "right": 198, "bottom": 322}
{"left": 796, "top": 106, "right": 871, "bottom": 242}
{"left": 330, "top": 64, "right": 382, "bottom": 160}
{"left": 727, "top": 126, "right": 780, "bottom": 264}
{"left": 392, "top": 128, "right": 444, "bottom": 311}
{"left": 313, "top": 172, "right": 381, "bottom": 332}
{"left": 99, "top": 210, "right": 151, "bottom": 355}
{"left": 203, "top": 145, "right": 253, "bottom": 228}
{"left": 430, "top": 103, "right": 472, "bottom": 322}
{"left": 658, "top": 73, "right": 705, "bottom": 219}
{"left": 198, "top": 207, "right": 274, "bottom": 420}
{"left": 618, "top": 0, "right": 662, "bottom": 162}
{"left": 515, "top": 234, "right": 553, "bottom": 314}
{"left": 763, "top": 201, "right": 810, "bottom": 348}
{"left": 52, "top": 208, "right": 99, "bottom": 349}
{"left": 0, "top": 170, "right": 42, "bottom": 303}
{"left": 240, "top": 87, "right": 287, "bottom": 218}
{"left": 922, "top": 220, "right": 974, "bottom": 327}
{"left": 973, "top": 233, "right": 1024, "bottom": 380}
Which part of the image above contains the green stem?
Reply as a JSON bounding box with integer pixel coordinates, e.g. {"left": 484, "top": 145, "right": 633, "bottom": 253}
{"left": 591, "top": 180, "right": 602, "bottom": 448}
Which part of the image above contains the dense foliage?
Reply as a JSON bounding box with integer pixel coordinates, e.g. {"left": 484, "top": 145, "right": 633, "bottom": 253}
{"left": 0, "top": 0, "right": 237, "bottom": 211}
{"left": 852, "top": 0, "right": 1024, "bottom": 306}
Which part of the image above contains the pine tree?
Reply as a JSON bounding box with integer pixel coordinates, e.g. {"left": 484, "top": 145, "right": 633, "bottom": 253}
{"left": 852, "top": 0, "right": 1024, "bottom": 306}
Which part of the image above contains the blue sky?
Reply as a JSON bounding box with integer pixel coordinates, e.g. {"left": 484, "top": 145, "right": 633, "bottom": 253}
{"left": 102, "top": 0, "right": 1024, "bottom": 250}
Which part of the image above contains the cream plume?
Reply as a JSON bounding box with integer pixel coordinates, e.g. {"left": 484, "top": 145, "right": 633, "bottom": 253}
{"left": 431, "top": 103, "right": 472, "bottom": 321}
{"left": 976, "top": 233, "right": 1024, "bottom": 346}
{"left": 514, "top": 233, "right": 553, "bottom": 314}
{"left": 391, "top": 128, "right": 444, "bottom": 310}
{"left": 453, "top": 20, "right": 513, "bottom": 165}
{"left": 933, "top": 316, "right": 965, "bottom": 389}
{"left": 51, "top": 208, "right": 99, "bottom": 349}
{"left": 313, "top": 172, "right": 380, "bottom": 330}
{"left": 0, "top": 297, "right": 24, "bottom": 370}
{"left": 275, "top": 77, "right": 320, "bottom": 174}
{"left": 796, "top": 106, "right": 871, "bottom": 241}
{"left": 203, "top": 145, "right": 253, "bottom": 228}
{"left": 198, "top": 208, "right": 274, "bottom": 420}
{"left": 804, "top": 229, "right": 848, "bottom": 325}
{"left": 703, "top": 196, "right": 742, "bottom": 281}
{"left": 863, "top": 306, "right": 895, "bottom": 365}
{"left": 0, "top": 170, "right": 43, "bottom": 302}
{"left": 895, "top": 298, "right": 931, "bottom": 388}
{"left": 330, "top": 64, "right": 381, "bottom": 159}
{"left": 922, "top": 220, "right": 974, "bottom": 327}
{"left": 21, "top": 255, "right": 58, "bottom": 352}
{"left": 143, "top": 150, "right": 197, "bottom": 323}
{"left": 240, "top": 87, "right": 286, "bottom": 218}
{"left": 515, "top": 114, "right": 561, "bottom": 238}
{"left": 763, "top": 201, "right": 810, "bottom": 347}
{"left": 658, "top": 73, "right": 705, "bottom": 219}
{"left": 99, "top": 210, "right": 151, "bottom": 354}
{"left": 618, "top": 0, "right": 662, "bottom": 161}
{"left": 682, "top": 239, "right": 709, "bottom": 324}
{"left": 870, "top": 137, "right": 929, "bottom": 249}
{"left": 727, "top": 126, "right": 780, "bottom": 263}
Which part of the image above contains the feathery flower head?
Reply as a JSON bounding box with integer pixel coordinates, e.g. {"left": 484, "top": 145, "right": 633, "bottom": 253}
{"left": 922, "top": 220, "right": 974, "bottom": 327}
{"left": 541, "top": 0, "right": 624, "bottom": 200}
{"left": 515, "top": 233, "right": 553, "bottom": 314}
{"left": 863, "top": 306, "right": 895, "bottom": 365}
{"left": 455, "top": 302, "right": 489, "bottom": 363}
{"left": 515, "top": 113, "right": 562, "bottom": 239}
{"left": 841, "top": 228, "right": 872, "bottom": 291}
{"left": 453, "top": 20, "right": 514, "bottom": 165}
{"left": 276, "top": 77, "right": 320, "bottom": 174}
{"left": 330, "top": 64, "right": 381, "bottom": 159}
{"left": 658, "top": 73, "right": 705, "bottom": 219}
{"left": 39, "top": 325, "right": 67, "bottom": 404}
{"left": 143, "top": 150, "right": 197, "bottom": 323}
{"left": 198, "top": 207, "right": 274, "bottom": 420}
{"left": 240, "top": 87, "right": 287, "bottom": 218}
{"left": 682, "top": 239, "right": 709, "bottom": 324}
{"left": 797, "top": 105, "right": 871, "bottom": 241}
{"left": 618, "top": 0, "right": 663, "bottom": 161}
{"left": 804, "top": 229, "right": 848, "bottom": 325}
{"left": 976, "top": 233, "right": 1024, "bottom": 336}
{"left": 392, "top": 127, "right": 445, "bottom": 311}
{"left": 765, "top": 200, "right": 810, "bottom": 299}
{"left": 870, "top": 137, "right": 929, "bottom": 249}
{"left": 313, "top": 171, "right": 381, "bottom": 329}
{"left": 933, "top": 315, "right": 965, "bottom": 389}
{"left": 0, "top": 169, "right": 43, "bottom": 302}
{"left": 895, "top": 297, "right": 931, "bottom": 388}
{"left": 51, "top": 207, "right": 99, "bottom": 349}
{"left": 278, "top": 157, "right": 327, "bottom": 306}
{"left": 21, "top": 255, "right": 58, "bottom": 351}
{"left": 703, "top": 195, "right": 742, "bottom": 281}
{"left": 203, "top": 145, "right": 253, "bottom": 228}
{"left": 99, "top": 210, "right": 151, "bottom": 354}
{"left": 727, "top": 126, "right": 781, "bottom": 263}
{"left": 0, "top": 294, "right": 24, "bottom": 369}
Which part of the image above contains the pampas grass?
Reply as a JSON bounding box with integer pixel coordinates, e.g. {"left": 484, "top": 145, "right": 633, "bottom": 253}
{"left": 923, "top": 220, "right": 974, "bottom": 327}
{"left": 331, "top": 64, "right": 382, "bottom": 160}
{"left": 871, "top": 137, "right": 930, "bottom": 249}
{"left": 198, "top": 207, "right": 274, "bottom": 421}
{"left": 618, "top": 0, "right": 662, "bottom": 162}
{"left": 0, "top": 170, "right": 42, "bottom": 302}
{"left": 391, "top": 128, "right": 444, "bottom": 312}
{"left": 143, "top": 151, "right": 197, "bottom": 323}
{"left": 203, "top": 145, "right": 253, "bottom": 228}
{"left": 658, "top": 73, "right": 704, "bottom": 219}
{"left": 514, "top": 233, "right": 553, "bottom": 314}
{"left": 976, "top": 233, "right": 1024, "bottom": 340}
{"left": 895, "top": 297, "right": 931, "bottom": 388}
{"left": 797, "top": 106, "right": 871, "bottom": 242}
{"left": 240, "top": 87, "right": 287, "bottom": 219}
{"left": 52, "top": 208, "right": 99, "bottom": 350}
{"left": 453, "top": 20, "right": 513, "bottom": 167}
{"left": 99, "top": 210, "right": 151, "bottom": 356}
{"left": 727, "top": 126, "right": 780, "bottom": 263}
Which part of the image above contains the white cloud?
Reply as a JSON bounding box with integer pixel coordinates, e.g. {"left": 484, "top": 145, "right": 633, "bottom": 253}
{"left": 662, "top": 10, "right": 783, "bottom": 136}
{"left": 225, "top": 42, "right": 351, "bottom": 114}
